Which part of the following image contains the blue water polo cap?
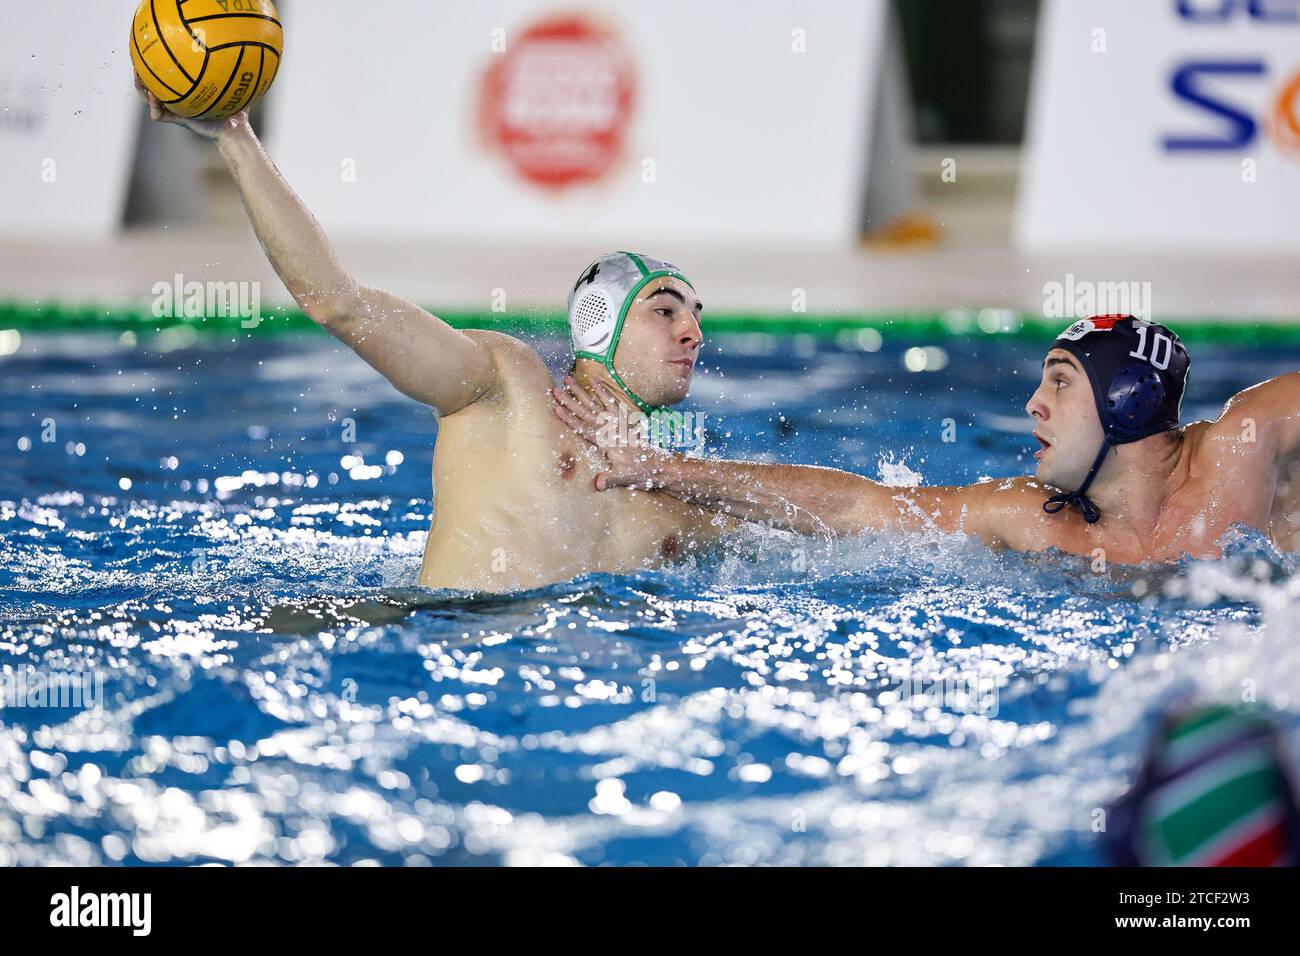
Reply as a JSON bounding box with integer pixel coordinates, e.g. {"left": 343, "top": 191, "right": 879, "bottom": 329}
{"left": 1041, "top": 315, "right": 1190, "bottom": 523}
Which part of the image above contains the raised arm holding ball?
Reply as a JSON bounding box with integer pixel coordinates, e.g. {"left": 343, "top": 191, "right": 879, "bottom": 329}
{"left": 133, "top": 8, "right": 730, "bottom": 592}
{"left": 135, "top": 75, "right": 499, "bottom": 417}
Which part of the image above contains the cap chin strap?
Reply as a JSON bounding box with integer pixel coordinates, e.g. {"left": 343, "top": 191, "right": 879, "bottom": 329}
{"left": 600, "top": 361, "right": 686, "bottom": 448}
{"left": 602, "top": 358, "right": 660, "bottom": 418}
{"left": 1042, "top": 437, "right": 1112, "bottom": 524}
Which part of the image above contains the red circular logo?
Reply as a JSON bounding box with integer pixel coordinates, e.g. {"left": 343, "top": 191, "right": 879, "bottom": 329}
{"left": 478, "top": 15, "right": 636, "bottom": 190}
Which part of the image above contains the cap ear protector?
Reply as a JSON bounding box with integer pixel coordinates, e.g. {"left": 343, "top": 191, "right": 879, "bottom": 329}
{"left": 567, "top": 251, "right": 694, "bottom": 417}
{"left": 1041, "top": 316, "right": 1190, "bottom": 523}
{"left": 1105, "top": 363, "right": 1168, "bottom": 442}
{"left": 569, "top": 285, "right": 621, "bottom": 355}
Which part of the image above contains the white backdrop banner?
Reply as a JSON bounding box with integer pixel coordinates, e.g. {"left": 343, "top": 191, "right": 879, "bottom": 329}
{"left": 0, "top": 0, "right": 140, "bottom": 237}
{"left": 267, "top": 0, "right": 887, "bottom": 245}
{"left": 1018, "top": 0, "right": 1300, "bottom": 252}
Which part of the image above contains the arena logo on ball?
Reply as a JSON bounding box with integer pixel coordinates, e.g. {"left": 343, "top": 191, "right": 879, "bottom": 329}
{"left": 477, "top": 15, "right": 636, "bottom": 190}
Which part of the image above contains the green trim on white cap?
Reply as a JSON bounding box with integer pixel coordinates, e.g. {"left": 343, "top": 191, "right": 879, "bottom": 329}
{"left": 574, "top": 251, "right": 695, "bottom": 418}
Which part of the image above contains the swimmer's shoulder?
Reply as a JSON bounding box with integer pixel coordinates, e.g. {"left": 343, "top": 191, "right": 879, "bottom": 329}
{"left": 462, "top": 328, "right": 540, "bottom": 364}
{"left": 1200, "top": 371, "right": 1300, "bottom": 460}
{"left": 1185, "top": 412, "right": 1272, "bottom": 475}
{"left": 460, "top": 329, "right": 555, "bottom": 400}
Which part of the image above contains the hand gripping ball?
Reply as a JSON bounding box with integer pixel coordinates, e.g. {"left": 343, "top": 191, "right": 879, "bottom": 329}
{"left": 130, "top": 0, "right": 283, "bottom": 120}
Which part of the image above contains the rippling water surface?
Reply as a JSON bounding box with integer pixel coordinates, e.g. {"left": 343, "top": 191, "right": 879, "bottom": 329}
{"left": 1, "top": 329, "right": 1297, "bottom": 865}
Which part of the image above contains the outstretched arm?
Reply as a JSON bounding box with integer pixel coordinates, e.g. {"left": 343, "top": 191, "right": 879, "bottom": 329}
{"left": 552, "top": 379, "right": 1010, "bottom": 541}
{"left": 621, "top": 453, "right": 973, "bottom": 538}
{"left": 137, "top": 82, "right": 496, "bottom": 416}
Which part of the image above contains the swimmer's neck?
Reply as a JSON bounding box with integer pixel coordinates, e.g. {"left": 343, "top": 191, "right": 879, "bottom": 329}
{"left": 570, "top": 358, "right": 641, "bottom": 416}
{"left": 1085, "top": 428, "right": 1190, "bottom": 534}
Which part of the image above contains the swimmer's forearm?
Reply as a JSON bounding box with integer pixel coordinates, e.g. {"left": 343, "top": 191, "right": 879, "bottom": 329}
{"left": 216, "top": 120, "right": 357, "bottom": 317}
{"left": 650, "top": 456, "right": 894, "bottom": 536}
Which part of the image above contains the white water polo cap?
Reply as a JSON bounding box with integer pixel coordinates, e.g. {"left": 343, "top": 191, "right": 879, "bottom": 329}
{"left": 566, "top": 253, "right": 694, "bottom": 416}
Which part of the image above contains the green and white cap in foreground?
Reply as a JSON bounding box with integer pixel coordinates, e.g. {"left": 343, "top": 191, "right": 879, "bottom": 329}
{"left": 566, "top": 251, "right": 693, "bottom": 416}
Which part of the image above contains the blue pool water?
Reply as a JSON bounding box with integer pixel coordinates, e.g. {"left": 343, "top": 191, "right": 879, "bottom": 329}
{"left": 1, "top": 328, "right": 1298, "bottom": 866}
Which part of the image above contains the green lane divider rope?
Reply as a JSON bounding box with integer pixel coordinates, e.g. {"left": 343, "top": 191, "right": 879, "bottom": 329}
{"left": 0, "top": 300, "right": 1297, "bottom": 345}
